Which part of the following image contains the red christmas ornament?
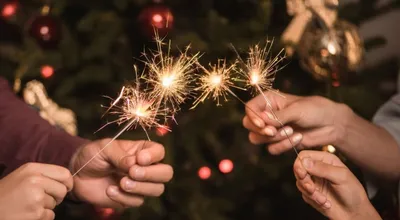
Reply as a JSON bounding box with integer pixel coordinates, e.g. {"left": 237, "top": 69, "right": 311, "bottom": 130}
{"left": 198, "top": 166, "right": 211, "bottom": 180}
{"left": 138, "top": 4, "right": 174, "bottom": 38}
{"left": 41, "top": 65, "right": 54, "bottom": 78}
{"left": 28, "top": 15, "right": 62, "bottom": 49}
{"left": 1, "top": 1, "right": 18, "bottom": 18}
{"left": 219, "top": 159, "right": 233, "bottom": 174}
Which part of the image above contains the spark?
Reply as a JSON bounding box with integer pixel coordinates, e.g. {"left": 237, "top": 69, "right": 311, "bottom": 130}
{"left": 191, "top": 59, "right": 242, "bottom": 108}
{"left": 237, "top": 39, "right": 286, "bottom": 97}
{"left": 235, "top": 39, "right": 298, "bottom": 155}
{"left": 143, "top": 33, "right": 200, "bottom": 115}
{"left": 101, "top": 86, "right": 165, "bottom": 137}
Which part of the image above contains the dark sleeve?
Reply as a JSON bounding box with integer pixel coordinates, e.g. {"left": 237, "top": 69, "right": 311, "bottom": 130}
{"left": 0, "top": 77, "right": 88, "bottom": 177}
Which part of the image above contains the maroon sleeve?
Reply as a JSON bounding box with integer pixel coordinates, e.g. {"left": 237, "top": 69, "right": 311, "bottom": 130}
{"left": 0, "top": 77, "right": 88, "bottom": 177}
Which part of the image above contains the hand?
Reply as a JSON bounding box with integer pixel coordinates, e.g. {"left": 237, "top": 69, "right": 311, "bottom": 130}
{"left": 242, "top": 91, "right": 352, "bottom": 154}
{"left": 0, "top": 163, "right": 73, "bottom": 220}
{"left": 70, "top": 139, "right": 173, "bottom": 209}
{"left": 293, "top": 151, "right": 381, "bottom": 220}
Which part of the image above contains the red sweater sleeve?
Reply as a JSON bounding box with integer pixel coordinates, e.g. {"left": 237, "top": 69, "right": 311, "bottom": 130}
{"left": 0, "top": 77, "right": 88, "bottom": 177}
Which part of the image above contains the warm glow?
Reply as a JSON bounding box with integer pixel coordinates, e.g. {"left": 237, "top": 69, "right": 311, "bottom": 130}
{"left": 327, "top": 145, "right": 336, "bottom": 153}
{"left": 162, "top": 75, "right": 174, "bottom": 87}
{"left": 2, "top": 3, "right": 17, "bottom": 17}
{"left": 327, "top": 42, "right": 337, "bottom": 55}
{"left": 198, "top": 166, "right": 211, "bottom": 180}
{"left": 134, "top": 106, "right": 149, "bottom": 117}
{"left": 41, "top": 65, "right": 54, "bottom": 78}
{"left": 250, "top": 70, "right": 260, "bottom": 85}
{"left": 219, "top": 159, "right": 234, "bottom": 174}
{"left": 40, "top": 26, "right": 49, "bottom": 35}
{"left": 210, "top": 74, "right": 222, "bottom": 86}
{"left": 152, "top": 14, "right": 163, "bottom": 23}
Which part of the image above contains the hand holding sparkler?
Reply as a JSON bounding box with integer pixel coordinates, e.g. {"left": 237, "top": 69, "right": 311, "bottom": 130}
{"left": 235, "top": 39, "right": 299, "bottom": 155}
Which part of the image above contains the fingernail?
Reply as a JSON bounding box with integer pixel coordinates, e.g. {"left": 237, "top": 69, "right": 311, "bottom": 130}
{"left": 108, "top": 186, "right": 118, "bottom": 196}
{"left": 135, "top": 167, "right": 145, "bottom": 179}
{"left": 292, "top": 133, "right": 303, "bottom": 143}
{"left": 254, "top": 119, "right": 264, "bottom": 128}
{"left": 280, "top": 127, "right": 293, "bottom": 137}
{"left": 140, "top": 152, "right": 151, "bottom": 164}
{"left": 266, "top": 112, "right": 274, "bottom": 120}
{"left": 323, "top": 201, "right": 331, "bottom": 209}
{"left": 302, "top": 158, "right": 313, "bottom": 169}
{"left": 125, "top": 179, "right": 136, "bottom": 190}
{"left": 263, "top": 128, "right": 274, "bottom": 136}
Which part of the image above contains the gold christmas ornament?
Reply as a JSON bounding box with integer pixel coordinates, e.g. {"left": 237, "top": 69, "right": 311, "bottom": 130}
{"left": 282, "top": 0, "right": 363, "bottom": 83}
{"left": 297, "top": 19, "right": 364, "bottom": 82}
{"left": 23, "top": 80, "right": 77, "bottom": 136}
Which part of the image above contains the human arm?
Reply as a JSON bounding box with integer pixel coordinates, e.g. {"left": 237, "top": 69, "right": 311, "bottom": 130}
{"left": 0, "top": 77, "right": 174, "bottom": 208}
{"left": 294, "top": 151, "right": 381, "bottom": 220}
{"left": 242, "top": 92, "right": 400, "bottom": 180}
{"left": 0, "top": 77, "right": 87, "bottom": 177}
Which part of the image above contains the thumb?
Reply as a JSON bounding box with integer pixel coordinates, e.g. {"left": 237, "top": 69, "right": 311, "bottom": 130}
{"left": 103, "top": 143, "right": 136, "bottom": 172}
{"left": 301, "top": 157, "right": 346, "bottom": 185}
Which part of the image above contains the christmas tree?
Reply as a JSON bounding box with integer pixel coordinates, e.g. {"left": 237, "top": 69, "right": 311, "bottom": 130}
{"left": 0, "top": 0, "right": 398, "bottom": 219}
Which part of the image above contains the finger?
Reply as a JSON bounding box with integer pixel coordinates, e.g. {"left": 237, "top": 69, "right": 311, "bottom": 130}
{"left": 43, "top": 195, "right": 57, "bottom": 210}
{"left": 101, "top": 140, "right": 139, "bottom": 172}
{"left": 296, "top": 180, "right": 315, "bottom": 195}
{"left": 243, "top": 116, "right": 277, "bottom": 136}
{"left": 137, "top": 142, "right": 165, "bottom": 165}
{"left": 120, "top": 176, "right": 165, "bottom": 197}
{"left": 106, "top": 185, "right": 144, "bottom": 208}
{"left": 129, "top": 164, "right": 173, "bottom": 182}
{"left": 267, "top": 133, "right": 303, "bottom": 155}
{"left": 24, "top": 163, "right": 73, "bottom": 191}
{"left": 301, "top": 157, "right": 348, "bottom": 184}
{"left": 300, "top": 127, "right": 338, "bottom": 148}
{"left": 41, "top": 209, "right": 55, "bottom": 220}
{"left": 248, "top": 126, "right": 293, "bottom": 145}
{"left": 245, "top": 95, "right": 270, "bottom": 128}
{"left": 298, "top": 150, "right": 345, "bottom": 167}
{"left": 40, "top": 177, "right": 68, "bottom": 205}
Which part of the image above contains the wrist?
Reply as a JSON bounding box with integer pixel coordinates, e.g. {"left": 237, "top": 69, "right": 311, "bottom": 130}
{"left": 333, "top": 103, "right": 354, "bottom": 148}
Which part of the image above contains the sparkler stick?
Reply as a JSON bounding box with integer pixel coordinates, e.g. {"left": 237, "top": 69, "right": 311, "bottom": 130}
{"left": 73, "top": 66, "right": 170, "bottom": 176}
{"left": 236, "top": 39, "right": 299, "bottom": 155}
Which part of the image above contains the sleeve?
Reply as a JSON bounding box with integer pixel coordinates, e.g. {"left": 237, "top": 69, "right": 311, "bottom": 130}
{"left": 365, "top": 94, "right": 400, "bottom": 199}
{"left": 0, "top": 77, "right": 88, "bottom": 177}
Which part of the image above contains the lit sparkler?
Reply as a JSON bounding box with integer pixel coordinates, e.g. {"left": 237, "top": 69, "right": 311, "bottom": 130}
{"left": 73, "top": 67, "right": 168, "bottom": 176}
{"left": 143, "top": 34, "right": 200, "bottom": 116}
{"left": 191, "top": 59, "right": 242, "bottom": 108}
{"left": 236, "top": 39, "right": 298, "bottom": 155}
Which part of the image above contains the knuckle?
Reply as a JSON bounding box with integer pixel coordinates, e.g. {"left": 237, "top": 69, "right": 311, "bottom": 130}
{"left": 59, "top": 167, "right": 72, "bottom": 180}
{"left": 27, "top": 175, "right": 41, "bottom": 186}
{"left": 22, "top": 162, "right": 37, "bottom": 171}
{"left": 32, "top": 191, "right": 45, "bottom": 203}
{"left": 33, "top": 208, "right": 44, "bottom": 220}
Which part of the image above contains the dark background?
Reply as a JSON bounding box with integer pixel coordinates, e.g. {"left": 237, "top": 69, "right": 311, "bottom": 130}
{"left": 0, "top": 0, "right": 399, "bottom": 219}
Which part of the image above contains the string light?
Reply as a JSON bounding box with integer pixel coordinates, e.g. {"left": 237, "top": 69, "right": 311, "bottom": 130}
{"left": 198, "top": 166, "right": 211, "bottom": 180}
{"left": 219, "top": 159, "right": 234, "bottom": 174}
{"left": 41, "top": 65, "right": 54, "bottom": 78}
{"left": 1, "top": 3, "right": 17, "bottom": 18}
